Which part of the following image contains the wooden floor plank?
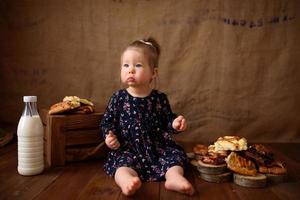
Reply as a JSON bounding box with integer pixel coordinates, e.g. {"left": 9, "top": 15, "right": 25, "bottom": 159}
{"left": 0, "top": 167, "right": 62, "bottom": 200}
{"left": 0, "top": 144, "right": 17, "bottom": 171}
{"left": 0, "top": 139, "right": 16, "bottom": 156}
{"left": 160, "top": 182, "right": 190, "bottom": 200}
{"left": 269, "top": 181, "right": 300, "bottom": 200}
{"left": 0, "top": 141, "right": 61, "bottom": 200}
{"left": 34, "top": 161, "right": 100, "bottom": 200}
{"left": 231, "top": 183, "right": 281, "bottom": 200}
{"left": 192, "top": 170, "right": 239, "bottom": 200}
{"left": 76, "top": 169, "right": 120, "bottom": 200}
{"left": 118, "top": 181, "right": 160, "bottom": 200}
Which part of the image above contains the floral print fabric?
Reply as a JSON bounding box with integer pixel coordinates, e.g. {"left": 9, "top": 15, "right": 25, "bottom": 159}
{"left": 100, "top": 89, "right": 188, "bottom": 181}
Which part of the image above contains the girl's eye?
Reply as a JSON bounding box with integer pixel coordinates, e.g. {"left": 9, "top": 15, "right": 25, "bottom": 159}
{"left": 136, "top": 64, "right": 142, "bottom": 68}
{"left": 123, "top": 64, "right": 129, "bottom": 67}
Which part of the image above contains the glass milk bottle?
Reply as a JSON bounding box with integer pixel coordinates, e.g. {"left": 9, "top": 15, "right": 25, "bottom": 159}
{"left": 17, "top": 96, "right": 44, "bottom": 175}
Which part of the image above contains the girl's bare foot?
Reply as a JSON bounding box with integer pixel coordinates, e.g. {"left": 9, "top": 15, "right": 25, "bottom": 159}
{"left": 115, "top": 167, "right": 142, "bottom": 196}
{"left": 165, "top": 166, "right": 194, "bottom": 196}
{"left": 165, "top": 174, "right": 194, "bottom": 195}
{"left": 120, "top": 176, "right": 141, "bottom": 196}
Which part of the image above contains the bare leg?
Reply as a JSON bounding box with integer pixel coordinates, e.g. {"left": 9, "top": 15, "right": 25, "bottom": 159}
{"left": 165, "top": 166, "right": 194, "bottom": 196}
{"left": 114, "top": 167, "right": 142, "bottom": 196}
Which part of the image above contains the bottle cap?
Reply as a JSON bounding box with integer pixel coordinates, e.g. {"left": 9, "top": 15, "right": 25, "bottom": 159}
{"left": 23, "top": 96, "right": 37, "bottom": 102}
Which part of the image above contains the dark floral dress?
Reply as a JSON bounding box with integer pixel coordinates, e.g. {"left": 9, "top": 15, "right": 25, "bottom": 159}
{"left": 100, "top": 89, "right": 188, "bottom": 182}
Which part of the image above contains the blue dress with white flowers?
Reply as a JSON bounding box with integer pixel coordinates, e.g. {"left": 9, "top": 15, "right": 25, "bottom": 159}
{"left": 100, "top": 89, "right": 188, "bottom": 182}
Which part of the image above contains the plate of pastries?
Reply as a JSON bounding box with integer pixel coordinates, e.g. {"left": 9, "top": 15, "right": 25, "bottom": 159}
{"left": 187, "top": 136, "right": 287, "bottom": 188}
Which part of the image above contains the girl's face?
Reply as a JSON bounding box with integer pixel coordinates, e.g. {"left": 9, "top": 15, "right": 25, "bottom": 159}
{"left": 121, "top": 48, "right": 157, "bottom": 89}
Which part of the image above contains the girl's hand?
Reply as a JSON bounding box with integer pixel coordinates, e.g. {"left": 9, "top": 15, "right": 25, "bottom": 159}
{"left": 105, "top": 131, "right": 120, "bottom": 150}
{"left": 172, "top": 115, "right": 187, "bottom": 132}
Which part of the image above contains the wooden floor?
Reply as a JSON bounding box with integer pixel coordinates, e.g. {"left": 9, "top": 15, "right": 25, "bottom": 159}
{"left": 1, "top": 140, "right": 300, "bottom": 200}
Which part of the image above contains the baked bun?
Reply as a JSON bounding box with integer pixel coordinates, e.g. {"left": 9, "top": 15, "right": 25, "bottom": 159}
{"left": 214, "top": 136, "right": 247, "bottom": 151}
{"left": 63, "top": 96, "right": 94, "bottom": 106}
{"left": 226, "top": 152, "right": 257, "bottom": 176}
{"left": 79, "top": 98, "right": 94, "bottom": 106}
{"left": 258, "top": 161, "right": 287, "bottom": 175}
{"left": 208, "top": 145, "right": 229, "bottom": 157}
{"left": 63, "top": 96, "right": 80, "bottom": 102}
{"left": 202, "top": 153, "right": 226, "bottom": 165}
{"left": 70, "top": 105, "right": 94, "bottom": 114}
{"left": 49, "top": 96, "right": 95, "bottom": 115}
{"left": 48, "top": 101, "right": 80, "bottom": 115}
{"left": 193, "top": 144, "right": 208, "bottom": 156}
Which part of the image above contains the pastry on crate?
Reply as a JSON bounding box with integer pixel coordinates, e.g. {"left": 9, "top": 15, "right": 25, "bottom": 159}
{"left": 49, "top": 96, "right": 95, "bottom": 115}
{"left": 70, "top": 105, "right": 94, "bottom": 114}
{"left": 63, "top": 96, "right": 81, "bottom": 103}
{"left": 48, "top": 101, "right": 80, "bottom": 115}
{"left": 63, "top": 96, "right": 94, "bottom": 106}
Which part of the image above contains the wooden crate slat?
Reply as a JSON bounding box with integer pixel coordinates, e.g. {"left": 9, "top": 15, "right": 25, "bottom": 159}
{"left": 47, "top": 116, "right": 66, "bottom": 166}
{"left": 65, "top": 129, "right": 102, "bottom": 146}
{"left": 64, "top": 114, "right": 103, "bottom": 130}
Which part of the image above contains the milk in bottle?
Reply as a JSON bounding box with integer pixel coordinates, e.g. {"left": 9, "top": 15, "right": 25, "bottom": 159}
{"left": 17, "top": 96, "right": 44, "bottom": 175}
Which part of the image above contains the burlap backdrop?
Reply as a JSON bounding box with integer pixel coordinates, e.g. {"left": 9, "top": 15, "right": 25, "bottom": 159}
{"left": 0, "top": 0, "right": 299, "bottom": 143}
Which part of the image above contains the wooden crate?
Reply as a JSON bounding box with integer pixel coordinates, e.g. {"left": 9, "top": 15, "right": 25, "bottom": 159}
{"left": 40, "top": 110, "right": 107, "bottom": 167}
